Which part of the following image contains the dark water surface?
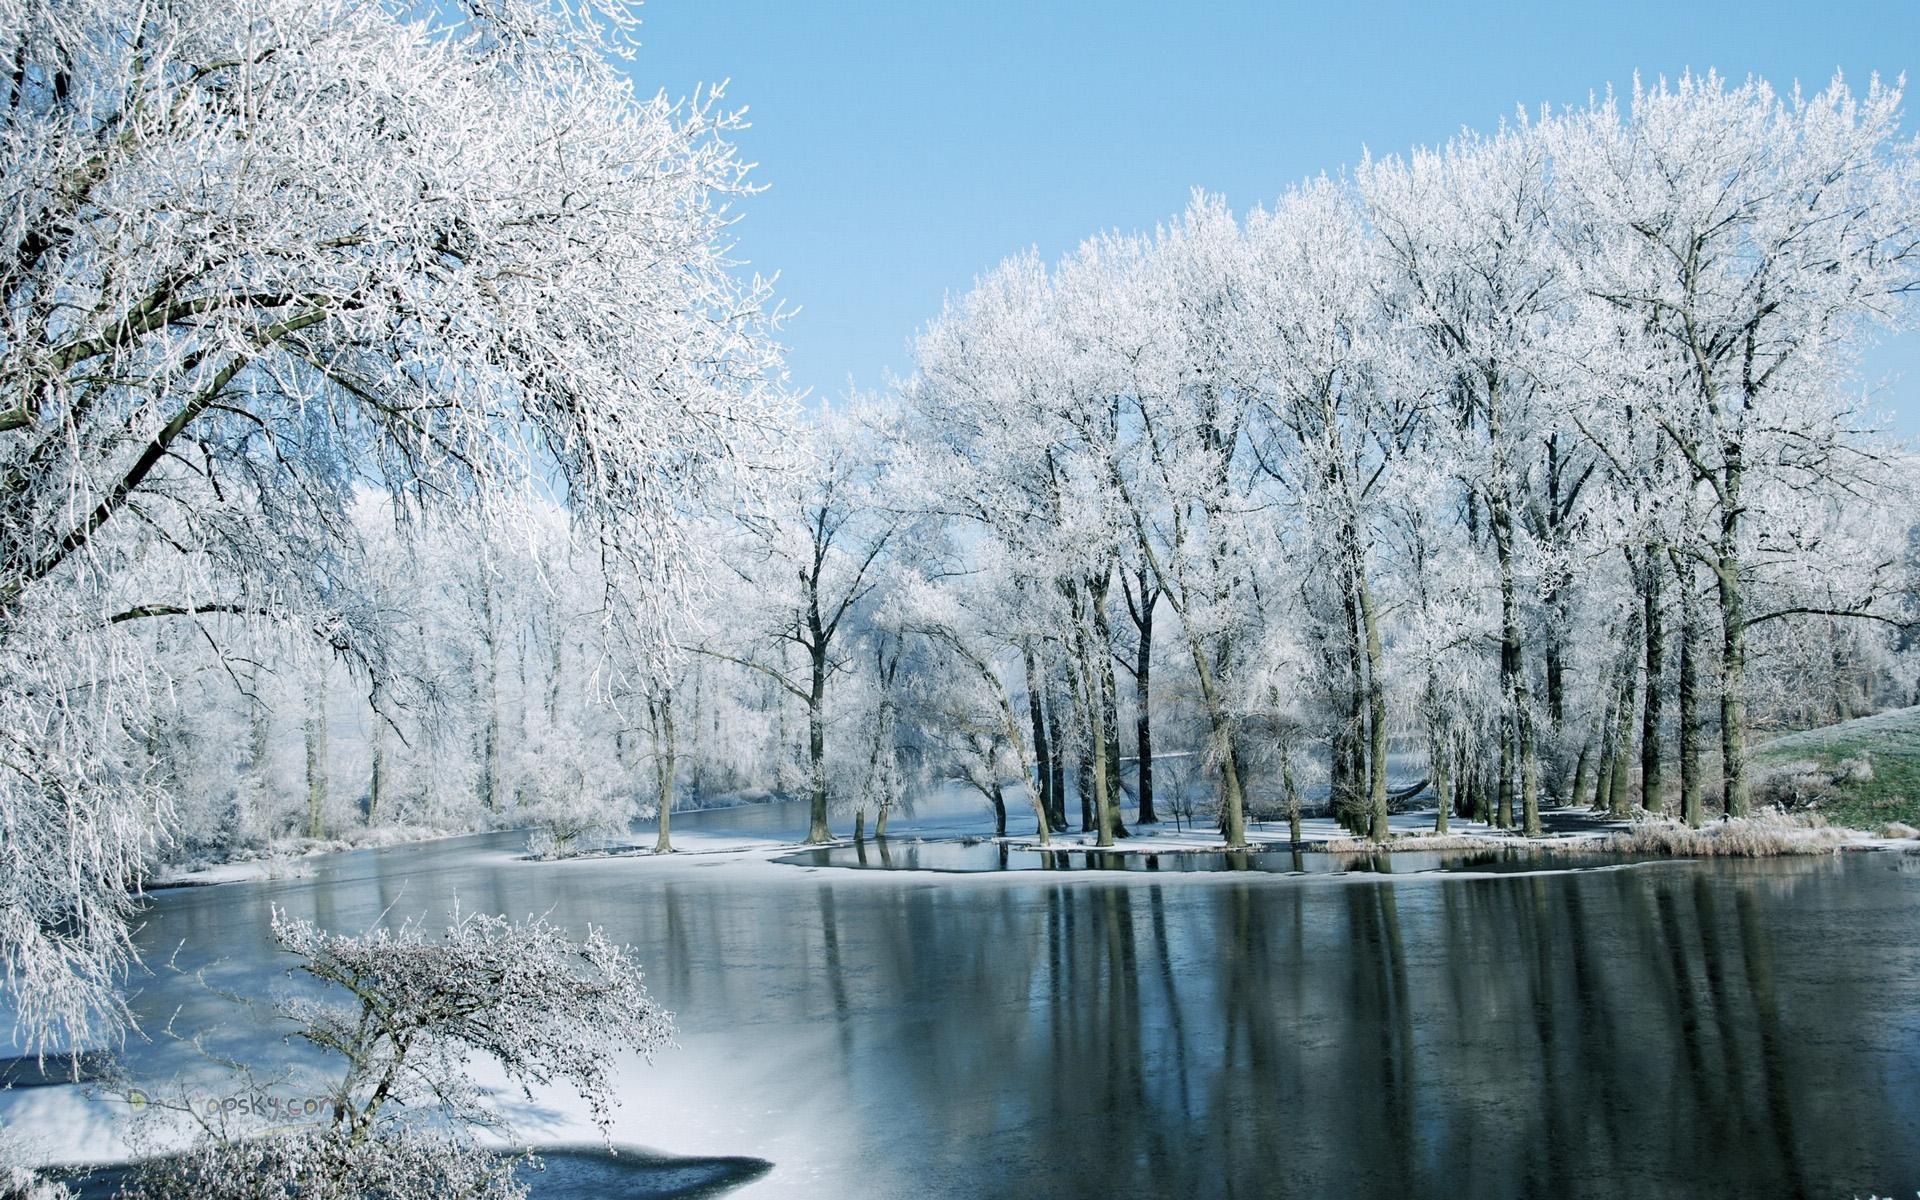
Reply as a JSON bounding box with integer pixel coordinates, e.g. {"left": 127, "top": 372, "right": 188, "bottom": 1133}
{"left": 8, "top": 798, "right": 1920, "bottom": 1199}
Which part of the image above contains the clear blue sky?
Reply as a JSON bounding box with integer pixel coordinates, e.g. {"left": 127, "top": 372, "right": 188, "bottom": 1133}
{"left": 629, "top": 0, "right": 1920, "bottom": 431}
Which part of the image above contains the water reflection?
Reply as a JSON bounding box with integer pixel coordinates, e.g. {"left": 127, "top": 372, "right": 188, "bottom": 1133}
{"left": 8, "top": 823, "right": 1918, "bottom": 1200}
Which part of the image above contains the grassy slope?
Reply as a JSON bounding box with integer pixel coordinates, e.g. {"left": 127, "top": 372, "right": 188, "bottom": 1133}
{"left": 1752, "top": 705, "right": 1920, "bottom": 828}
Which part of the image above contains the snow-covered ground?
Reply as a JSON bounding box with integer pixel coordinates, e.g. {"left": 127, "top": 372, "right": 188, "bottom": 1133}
{"left": 147, "top": 825, "right": 467, "bottom": 888}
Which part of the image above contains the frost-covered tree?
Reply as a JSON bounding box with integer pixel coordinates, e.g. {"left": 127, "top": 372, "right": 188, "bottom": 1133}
{"left": 1362, "top": 121, "right": 1570, "bottom": 836}
{"left": 699, "top": 406, "right": 899, "bottom": 844}
{"left": 123, "top": 908, "right": 671, "bottom": 1200}
{"left": 893, "top": 73, "right": 1918, "bottom": 843}
{"left": 1548, "top": 72, "right": 1920, "bottom": 814}
{"left": 0, "top": 0, "right": 784, "bottom": 1048}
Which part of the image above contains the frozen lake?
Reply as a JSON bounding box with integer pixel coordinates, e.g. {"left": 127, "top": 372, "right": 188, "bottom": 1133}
{"left": 8, "top": 795, "right": 1920, "bottom": 1199}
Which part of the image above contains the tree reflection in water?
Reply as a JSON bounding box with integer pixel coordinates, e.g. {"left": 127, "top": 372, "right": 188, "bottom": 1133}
{"left": 60, "top": 843, "right": 1920, "bottom": 1200}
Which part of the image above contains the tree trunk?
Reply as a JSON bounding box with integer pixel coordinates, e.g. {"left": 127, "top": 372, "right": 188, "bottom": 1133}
{"left": 1544, "top": 610, "right": 1567, "bottom": 730}
{"left": 479, "top": 579, "right": 503, "bottom": 814}
{"left": 1023, "top": 642, "right": 1063, "bottom": 831}
{"left": 1493, "top": 500, "right": 1541, "bottom": 836}
{"left": 876, "top": 704, "right": 897, "bottom": 838}
{"left": 1717, "top": 459, "right": 1750, "bottom": 816}
{"left": 653, "top": 693, "right": 676, "bottom": 854}
{"left": 1077, "top": 719, "right": 1094, "bottom": 834}
{"left": 1609, "top": 665, "right": 1639, "bottom": 820}
{"left": 1594, "top": 695, "right": 1616, "bottom": 814}
{"left": 1046, "top": 682, "right": 1068, "bottom": 831}
{"left": 1133, "top": 596, "right": 1157, "bottom": 825}
{"left": 1329, "top": 710, "right": 1353, "bottom": 832}
{"left": 1338, "top": 585, "right": 1366, "bottom": 835}
{"left": 1073, "top": 600, "right": 1120, "bottom": 849}
{"left": 368, "top": 696, "right": 386, "bottom": 827}
{"left": 1352, "top": 544, "right": 1390, "bottom": 843}
{"left": 1640, "top": 542, "right": 1665, "bottom": 815}
{"left": 1496, "top": 718, "right": 1515, "bottom": 830}
{"left": 248, "top": 671, "right": 273, "bottom": 836}
{"left": 1673, "top": 550, "right": 1705, "bottom": 829}
{"left": 546, "top": 614, "right": 564, "bottom": 724}
{"left": 1569, "top": 731, "right": 1594, "bottom": 823}
{"left": 1470, "top": 751, "right": 1491, "bottom": 825}
{"left": 806, "top": 645, "right": 831, "bottom": 844}
{"left": 1187, "top": 632, "right": 1248, "bottom": 849}
{"left": 305, "top": 662, "right": 328, "bottom": 841}
{"left": 1092, "top": 593, "right": 1130, "bottom": 841}
{"left": 1281, "top": 743, "right": 1302, "bottom": 844}
{"left": 1427, "top": 706, "right": 1450, "bottom": 836}
{"left": 990, "top": 781, "right": 1007, "bottom": 836}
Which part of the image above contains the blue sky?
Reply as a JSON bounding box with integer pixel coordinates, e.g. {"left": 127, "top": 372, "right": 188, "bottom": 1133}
{"left": 630, "top": 1, "right": 1920, "bottom": 431}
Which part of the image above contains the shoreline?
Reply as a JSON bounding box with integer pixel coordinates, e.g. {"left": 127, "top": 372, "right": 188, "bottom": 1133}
{"left": 146, "top": 806, "right": 1920, "bottom": 895}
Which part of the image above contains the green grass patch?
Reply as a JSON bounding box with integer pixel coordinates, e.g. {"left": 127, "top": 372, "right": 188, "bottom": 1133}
{"left": 1752, "top": 706, "right": 1920, "bottom": 830}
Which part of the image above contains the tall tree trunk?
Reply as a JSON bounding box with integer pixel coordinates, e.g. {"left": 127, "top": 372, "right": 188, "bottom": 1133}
{"left": 1497, "top": 718, "right": 1515, "bottom": 830}
{"left": 1076, "top": 708, "right": 1094, "bottom": 834}
{"left": 806, "top": 644, "right": 831, "bottom": 844}
{"left": 545, "top": 614, "right": 564, "bottom": 724}
{"left": 1492, "top": 500, "right": 1541, "bottom": 836}
{"left": 1542, "top": 434, "right": 1572, "bottom": 739}
{"left": 367, "top": 686, "right": 386, "bottom": 828}
{"left": 1569, "top": 731, "right": 1594, "bottom": 824}
{"left": 1609, "top": 664, "right": 1639, "bottom": 820}
{"left": 1023, "top": 642, "right": 1063, "bottom": 831}
{"left": 1426, "top": 686, "right": 1450, "bottom": 836}
{"left": 1187, "top": 633, "right": 1248, "bottom": 849}
{"left": 305, "top": 661, "right": 328, "bottom": 840}
{"left": 248, "top": 669, "right": 273, "bottom": 837}
{"left": 1640, "top": 542, "right": 1666, "bottom": 815}
{"left": 990, "top": 780, "right": 1007, "bottom": 836}
{"left": 1338, "top": 585, "right": 1365, "bottom": 834}
{"left": 479, "top": 578, "right": 502, "bottom": 814}
{"left": 1673, "top": 550, "right": 1705, "bottom": 828}
{"left": 1329, "top": 707, "right": 1353, "bottom": 832}
{"left": 1544, "top": 611, "right": 1567, "bottom": 731}
{"left": 1046, "top": 684, "right": 1067, "bottom": 831}
{"left": 1717, "top": 456, "right": 1750, "bottom": 817}
{"left": 687, "top": 673, "right": 707, "bottom": 805}
{"left": 1133, "top": 592, "right": 1157, "bottom": 825}
{"left": 1593, "top": 692, "right": 1617, "bottom": 814}
{"left": 1091, "top": 590, "right": 1129, "bottom": 841}
{"left": 1351, "top": 539, "right": 1390, "bottom": 842}
{"left": 1470, "top": 748, "right": 1491, "bottom": 825}
{"left": 873, "top": 683, "right": 898, "bottom": 839}
{"left": 653, "top": 692, "right": 676, "bottom": 853}
{"left": 1281, "top": 742, "right": 1302, "bottom": 844}
{"left": 1074, "top": 618, "right": 1118, "bottom": 850}
{"left": 775, "top": 679, "right": 790, "bottom": 797}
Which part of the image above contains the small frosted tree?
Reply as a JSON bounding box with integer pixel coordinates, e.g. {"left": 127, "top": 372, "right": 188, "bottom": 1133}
{"left": 125, "top": 908, "right": 672, "bottom": 1200}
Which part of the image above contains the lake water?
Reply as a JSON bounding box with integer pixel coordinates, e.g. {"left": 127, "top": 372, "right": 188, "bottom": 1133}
{"left": 7, "top": 796, "right": 1920, "bottom": 1200}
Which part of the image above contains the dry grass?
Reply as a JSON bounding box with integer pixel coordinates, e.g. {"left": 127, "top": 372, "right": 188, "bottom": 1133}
{"left": 1599, "top": 811, "right": 1864, "bottom": 858}
{"left": 1876, "top": 821, "right": 1920, "bottom": 840}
